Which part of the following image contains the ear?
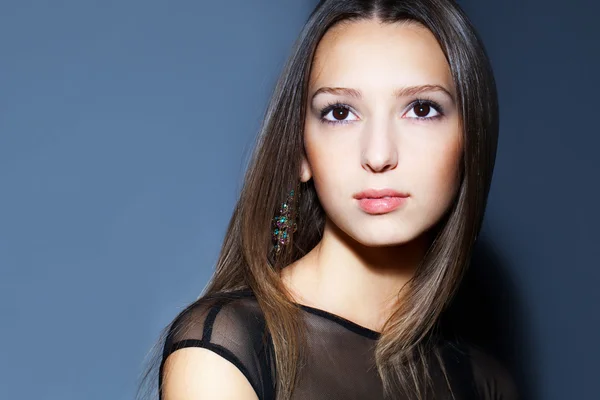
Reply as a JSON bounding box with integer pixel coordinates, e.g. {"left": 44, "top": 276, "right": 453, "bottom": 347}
{"left": 299, "top": 152, "right": 312, "bottom": 183}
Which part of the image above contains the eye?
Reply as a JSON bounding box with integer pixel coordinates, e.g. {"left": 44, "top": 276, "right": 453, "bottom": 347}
{"left": 320, "top": 103, "right": 359, "bottom": 125}
{"left": 319, "top": 99, "right": 445, "bottom": 125}
{"left": 404, "top": 100, "right": 444, "bottom": 120}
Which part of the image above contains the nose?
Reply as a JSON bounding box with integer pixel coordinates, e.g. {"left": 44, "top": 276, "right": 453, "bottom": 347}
{"left": 360, "top": 120, "right": 398, "bottom": 173}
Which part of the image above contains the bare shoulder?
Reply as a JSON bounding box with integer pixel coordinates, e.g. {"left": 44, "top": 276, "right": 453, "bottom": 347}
{"left": 161, "top": 346, "right": 259, "bottom": 400}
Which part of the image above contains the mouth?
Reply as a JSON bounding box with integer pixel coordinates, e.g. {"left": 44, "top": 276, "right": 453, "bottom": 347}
{"left": 353, "top": 189, "right": 409, "bottom": 215}
{"left": 355, "top": 197, "right": 408, "bottom": 214}
{"left": 353, "top": 188, "right": 410, "bottom": 200}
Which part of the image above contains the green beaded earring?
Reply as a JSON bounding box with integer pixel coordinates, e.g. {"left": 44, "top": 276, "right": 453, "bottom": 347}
{"left": 272, "top": 184, "right": 300, "bottom": 254}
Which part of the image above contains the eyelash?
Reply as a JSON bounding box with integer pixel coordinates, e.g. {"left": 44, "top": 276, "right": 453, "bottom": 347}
{"left": 318, "top": 99, "right": 445, "bottom": 126}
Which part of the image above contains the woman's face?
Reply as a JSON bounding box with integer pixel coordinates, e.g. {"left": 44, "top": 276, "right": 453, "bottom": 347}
{"left": 301, "top": 19, "right": 463, "bottom": 247}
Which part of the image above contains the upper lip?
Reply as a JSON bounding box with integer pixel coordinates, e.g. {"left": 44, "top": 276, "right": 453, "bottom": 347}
{"left": 353, "top": 188, "right": 410, "bottom": 199}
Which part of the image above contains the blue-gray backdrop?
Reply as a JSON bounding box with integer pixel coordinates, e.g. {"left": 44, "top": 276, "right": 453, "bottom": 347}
{"left": 1, "top": 1, "right": 597, "bottom": 399}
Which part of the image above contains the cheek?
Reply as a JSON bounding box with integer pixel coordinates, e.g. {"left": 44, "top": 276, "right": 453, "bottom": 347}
{"left": 414, "top": 132, "right": 463, "bottom": 205}
{"left": 306, "top": 139, "right": 348, "bottom": 192}
{"left": 304, "top": 129, "right": 356, "bottom": 206}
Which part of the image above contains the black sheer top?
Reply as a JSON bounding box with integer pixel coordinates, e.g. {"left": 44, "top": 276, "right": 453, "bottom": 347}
{"left": 159, "top": 288, "right": 518, "bottom": 399}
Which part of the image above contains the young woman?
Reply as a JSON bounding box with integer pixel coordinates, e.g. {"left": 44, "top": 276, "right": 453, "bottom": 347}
{"left": 136, "top": 0, "right": 518, "bottom": 399}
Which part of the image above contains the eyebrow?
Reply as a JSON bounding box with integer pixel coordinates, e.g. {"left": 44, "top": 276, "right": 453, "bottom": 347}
{"left": 311, "top": 84, "right": 455, "bottom": 102}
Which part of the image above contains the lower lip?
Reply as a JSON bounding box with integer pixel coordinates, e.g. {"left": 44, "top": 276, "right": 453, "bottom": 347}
{"left": 357, "top": 197, "right": 408, "bottom": 214}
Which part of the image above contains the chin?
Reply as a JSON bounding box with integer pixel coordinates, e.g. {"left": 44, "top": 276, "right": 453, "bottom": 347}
{"left": 346, "top": 228, "right": 421, "bottom": 248}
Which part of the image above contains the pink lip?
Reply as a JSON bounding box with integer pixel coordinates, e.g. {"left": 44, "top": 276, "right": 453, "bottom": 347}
{"left": 353, "top": 189, "right": 410, "bottom": 200}
{"left": 353, "top": 188, "right": 409, "bottom": 215}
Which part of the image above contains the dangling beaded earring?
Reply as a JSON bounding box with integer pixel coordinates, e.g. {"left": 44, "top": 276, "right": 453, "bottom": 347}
{"left": 272, "top": 183, "right": 300, "bottom": 254}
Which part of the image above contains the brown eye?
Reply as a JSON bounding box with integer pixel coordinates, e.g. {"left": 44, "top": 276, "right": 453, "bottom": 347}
{"left": 413, "top": 103, "right": 430, "bottom": 117}
{"left": 321, "top": 104, "right": 358, "bottom": 124}
{"left": 332, "top": 107, "right": 349, "bottom": 120}
{"left": 405, "top": 101, "right": 441, "bottom": 120}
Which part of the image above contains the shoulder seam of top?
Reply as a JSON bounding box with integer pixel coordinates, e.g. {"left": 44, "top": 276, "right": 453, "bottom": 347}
{"left": 201, "top": 289, "right": 256, "bottom": 340}
{"left": 202, "top": 303, "right": 223, "bottom": 342}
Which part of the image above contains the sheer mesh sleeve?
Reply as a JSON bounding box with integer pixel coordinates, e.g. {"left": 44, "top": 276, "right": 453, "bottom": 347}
{"left": 158, "top": 292, "right": 275, "bottom": 400}
{"left": 468, "top": 344, "right": 519, "bottom": 400}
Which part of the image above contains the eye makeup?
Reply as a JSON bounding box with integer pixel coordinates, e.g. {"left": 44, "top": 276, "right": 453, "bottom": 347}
{"left": 317, "top": 97, "right": 446, "bottom": 126}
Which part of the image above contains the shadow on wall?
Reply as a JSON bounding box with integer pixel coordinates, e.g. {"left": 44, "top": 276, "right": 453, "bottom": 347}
{"left": 441, "top": 236, "right": 537, "bottom": 400}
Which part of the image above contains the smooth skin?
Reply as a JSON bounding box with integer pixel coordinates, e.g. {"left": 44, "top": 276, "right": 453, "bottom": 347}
{"left": 162, "top": 18, "right": 462, "bottom": 399}
{"left": 282, "top": 20, "right": 462, "bottom": 336}
{"left": 162, "top": 348, "right": 259, "bottom": 400}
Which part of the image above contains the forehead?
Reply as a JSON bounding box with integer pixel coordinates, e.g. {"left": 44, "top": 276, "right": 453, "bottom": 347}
{"left": 309, "top": 19, "right": 453, "bottom": 93}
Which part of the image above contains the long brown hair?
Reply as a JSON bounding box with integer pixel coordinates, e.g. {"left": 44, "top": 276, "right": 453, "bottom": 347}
{"left": 136, "top": 0, "right": 498, "bottom": 399}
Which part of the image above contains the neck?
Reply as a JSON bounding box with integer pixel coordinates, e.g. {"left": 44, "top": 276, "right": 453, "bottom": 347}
{"left": 280, "top": 216, "right": 432, "bottom": 333}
